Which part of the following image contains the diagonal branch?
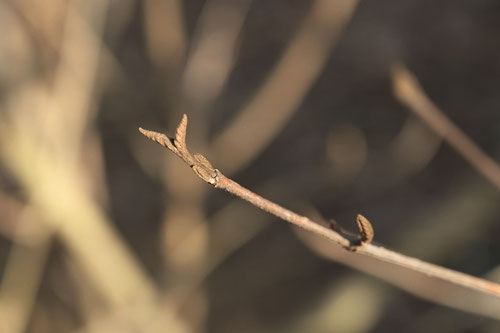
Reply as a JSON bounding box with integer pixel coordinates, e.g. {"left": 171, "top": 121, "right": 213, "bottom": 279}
{"left": 140, "top": 115, "right": 369, "bottom": 248}
{"left": 139, "top": 114, "right": 500, "bottom": 316}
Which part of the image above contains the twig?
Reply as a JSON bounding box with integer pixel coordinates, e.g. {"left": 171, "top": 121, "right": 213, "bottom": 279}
{"left": 392, "top": 64, "right": 500, "bottom": 190}
{"left": 139, "top": 114, "right": 500, "bottom": 300}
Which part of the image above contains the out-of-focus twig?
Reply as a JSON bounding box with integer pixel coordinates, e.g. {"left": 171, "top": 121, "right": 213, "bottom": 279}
{"left": 392, "top": 65, "right": 500, "bottom": 190}
{"left": 0, "top": 1, "right": 190, "bottom": 330}
{"left": 0, "top": 208, "right": 52, "bottom": 333}
{"left": 143, "top": 0, "right": 187, "bottom": 71}
{"left": 389, "top": 114, "right": 442, "bottom": 178}
{"left": 140, "top": 115, "right": 500, "bottom": 317}
{"left": 285, "top": 275, "right": 389, "bottom": 333}
{"left": 211, "top": 0, "right": 360, "bottom": 174}
{"left": 0, "top": 193, "right": 24, "bottom": 240}
{"left": 179, "top": 0, "right": 251, "bottom": 116}
{"left": 163, "top": 200, "right": 269, "bottom": 312}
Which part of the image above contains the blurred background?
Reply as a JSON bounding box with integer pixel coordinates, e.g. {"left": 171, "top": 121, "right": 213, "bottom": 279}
{"left": 1, "top": 0, "right": 500, "bottom": 332}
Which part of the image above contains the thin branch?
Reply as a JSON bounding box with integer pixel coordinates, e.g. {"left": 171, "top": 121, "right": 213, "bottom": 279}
{"left": 392, "top": 64, "right": 500, "bottom": 190}
{"left": 139, "top": 115, "right": 500, "bottom": 302}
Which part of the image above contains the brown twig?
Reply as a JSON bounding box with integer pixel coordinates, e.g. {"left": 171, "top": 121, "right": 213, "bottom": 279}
{"left": 139, "top": 114, "right": 500, "bottom": 300}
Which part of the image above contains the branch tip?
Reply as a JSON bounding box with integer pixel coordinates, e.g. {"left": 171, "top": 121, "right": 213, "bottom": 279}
{"left": 174, "top": 114, "right": 189, "bottom": 150}
{"left": 139, "top": 114, "right": 217, "bottom": 184}
{"left": 138, "top": 127, "right": 147, "bottom": 136}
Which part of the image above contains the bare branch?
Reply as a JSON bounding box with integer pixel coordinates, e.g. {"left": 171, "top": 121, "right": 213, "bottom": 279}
{"left": 139, "top": 114, "right": 500, "bottom": 314}
{"left": 210, "top": 0, "right": 360, "bottom": 175}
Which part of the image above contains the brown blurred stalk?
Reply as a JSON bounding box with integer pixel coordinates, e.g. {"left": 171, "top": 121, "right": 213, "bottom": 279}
{"left": 211, "top": 0, "right": 360, "bottom": 174}
{"left": 392, "top": 64, "right": 500, "bottom": 190}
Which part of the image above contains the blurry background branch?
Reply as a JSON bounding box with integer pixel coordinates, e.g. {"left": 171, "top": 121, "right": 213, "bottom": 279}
{"left": 392, "top": 65, "right": 500, "bottom": 190}
{"left": 0, "top": 0, "right": 186, "bottom": 331}
{"left": 211, "top": 0, "right": 360, "bottom": 174}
